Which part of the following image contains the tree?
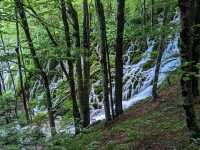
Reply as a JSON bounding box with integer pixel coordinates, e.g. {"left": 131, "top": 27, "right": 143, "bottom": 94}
{"left": 15, "top": 7, "right": 30, "bottom": 123}
{"left": 65, "top": 0, "right": 90, "bottom": 127}
{"left": 179, "top": 0, "right": 200, "bottom": 138}
{"left": 191, "top": 0, "right": 200, "bottom": 97}
{"left": 15, "top": 0, "right": 56, "bottom": 136}
{"left": 152, "top": 6, "right": 168, "bottom": 100}
{"left": 95, "top": 0, "right": 111, "bottom": 121}
{"left": 27, "top": 0, "right": 81, "bottom": 132}
{"left": 82, "top": 0, "right": 91, "bottom": 126}
{"left": 115, "top": 0, "right": 125, "bottom": 116}
{"left": 0, "top": 74, "right": 3, "bottom": 96}
{"left": 151, "top": 0, "right": 154, "bottom": 27}
{"left": 60, "top": 0, "right": 81, "bottom": 134}
{"left": 0, "top": 35, "right": 18, "bottom": 118}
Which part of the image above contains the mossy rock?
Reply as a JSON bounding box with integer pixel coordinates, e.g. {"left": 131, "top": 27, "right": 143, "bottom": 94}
{"left": 94, "top": 85, "right": 103, "bottom": 95}
{"left": 143, "top": 59, "right": 155, "bottom": 71}
{"left": 151, "top": 49, "right": 158, "bottom": 60}
{"left": 131, "top": 50, "right": 143, "bottom": 64}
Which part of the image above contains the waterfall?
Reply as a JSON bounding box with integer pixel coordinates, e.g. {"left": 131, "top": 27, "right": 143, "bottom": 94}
{"left": 89, "top": 11, "right": 181, "bottom": 123}
{"left": 90, "top": 34, "right": 181, "bottom": 123}
{"left": 0, "top": 11, "right": 181, "bottom": 137}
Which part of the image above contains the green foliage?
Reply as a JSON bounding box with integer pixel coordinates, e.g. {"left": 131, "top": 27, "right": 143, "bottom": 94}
{"left": 130, "top": 50, "right": 143, "bottom": 64}
{"left": 62, "top": 100, "right": 73, "bottom": 122}
{"left": 29, "top": 98, "right": 37, "bottom": 110}
{"left": 0, "top": 0, "right": 187, "bottom": 148}
{"left": 0, "top": 92, "right": 15, "bottom": 107}
{"left": 143, "top": 59, "right": 155, "bottom": 71}
{"left": 87, "top": 141, "right": 101, "bottom": 150}
{"left": 32, "top": 112, "right": 48, "bottom": 125}
{"left": 17, "top": 112, "right": 28, "bottom": 126}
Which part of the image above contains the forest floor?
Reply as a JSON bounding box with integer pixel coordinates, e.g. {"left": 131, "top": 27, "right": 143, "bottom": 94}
{"left": 64, "top": 73, "right": 200, "bottom": 150}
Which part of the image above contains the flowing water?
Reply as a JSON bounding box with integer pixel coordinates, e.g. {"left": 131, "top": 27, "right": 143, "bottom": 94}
{"left": 0, "top": 12, "right": 181, "bottom": 138}
{"left": 90, "top": 34, "right": 181, "bottom": 123}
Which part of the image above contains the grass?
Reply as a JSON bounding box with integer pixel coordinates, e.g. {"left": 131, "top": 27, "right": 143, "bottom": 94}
{"left": 2, "top": 71, "right": 200, "bottom": 150}
{"left": 50, "top": 71, "right": 200, "bottom": 150}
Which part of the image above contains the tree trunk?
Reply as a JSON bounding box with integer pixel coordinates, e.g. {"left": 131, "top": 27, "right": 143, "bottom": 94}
{"left": 15, "top": 0, "right": 56, "bottom": 136}
{"left": 82, "top": 0, "right": 91, "bottom": 126}
{"left": 0, "top": 35, "right": 18, "bottom": 117}
{"left": 0, "top": 72, "right": 5, "bottom": 93}
{"left": 152, "top": 7, "right": 168, "bottom": 100}
{"left": 191, "top": 0, "right": 200, "bottom": 97}
{"left": 0, "top": 77, "right": 2, "bottom": 96}
{"left": 26, "top": 5, "right": 58, "bottom": 47}
{"left": 179, "top": 0, "right": 200, "bottom": 138}
{"left": 27, "top": 3, "right": 80, "bottom": 125}
{"left": 60, "top": 0, "right": 81, "bottom": 133}
{"left": 66, "top": 0, "right": 89, "bottom": 127}
{"left": 15, "top": 8, "right": 30, "bottom": 123}
{"left": 115, "top": 0, "right": 125, "bottom": 116}
{"left": 143, "top": 0, "right": 146, "bottom": 25}
{"left": 95, "top": 0, "right": 111, "bottom": 121}
{"left": 64, "top": 0, "right": 86, "bottom": 128}
{"left": 107, "top": 50, "right": 114, "bottom": 118}
{"left": 151, "top": 0, "right": 154, "bottom": 28}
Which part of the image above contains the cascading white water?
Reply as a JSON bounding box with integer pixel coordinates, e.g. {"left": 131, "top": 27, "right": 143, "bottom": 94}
{"left": 89, "top": 11, "right": 181, "bottom": 123}
{"left": 0, "top": 11, "right": 181, "bottom": 138}
{"left": 89, "top": 34, "right": 181, "bottom": 123}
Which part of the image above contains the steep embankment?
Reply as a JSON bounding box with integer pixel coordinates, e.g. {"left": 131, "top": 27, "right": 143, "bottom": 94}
{"left": 62, "top": 72, "right": 200, "bottom": 150}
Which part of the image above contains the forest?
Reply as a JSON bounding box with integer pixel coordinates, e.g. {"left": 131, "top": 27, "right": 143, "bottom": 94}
{"left": 0, "top": 0, "right": 200, "bottom": 149}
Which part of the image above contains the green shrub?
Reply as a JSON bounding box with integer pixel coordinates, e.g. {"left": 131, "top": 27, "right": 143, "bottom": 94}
{"left": 32, "top": 112, "right": 47, "bottom": 125}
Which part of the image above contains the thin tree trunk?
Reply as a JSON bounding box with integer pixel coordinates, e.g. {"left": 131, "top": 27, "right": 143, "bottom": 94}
{"left": 143, "top": 0, "right": 146, "bottom": 25}
{"left": 107, "top": 49, "right": 114, "bottom": 118}
{"left": 151, "top": 0, "right": 154, "bottom": 28}
{"left": 179, "top": 0, "right": 200, "bottom": 138}
{"left": 109, "top": 0, "right": 112, "bottom": 11}
{"left": 15, "top": 7, "right": 30, "bottom": 123}
{"left": 0, "top": 77, "right": 2, "bottom": 96}
{"left": 26, "top": 5, "right": 58, "bottom": 47}
{"left": 0, "top": 72, "right": 5, "bottom": 92}
{"left": 26, "top": 4, "right": 59, "bottom": 80}
{"left": 15, "top": 0, "right": 56, "bottom": 136}
{"left": 60, "top": 0, "right": 81, "bottom": 133}
{"left": 0, "top": 35, "right": 18, "bottom": 117}
{"left": 152, "top": 7, "right": 168, "bottom": 100}
{"left": 95, "top": 0, "right": 111, "bottom": 121}
{"left": 115, "top": 0, "right": 125, "bottom": 116}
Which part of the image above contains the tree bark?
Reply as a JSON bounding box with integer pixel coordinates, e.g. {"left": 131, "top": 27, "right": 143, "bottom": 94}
{"left": 115, "top": 0, "right": 125, "bottom": 116}
{"left": 82, "top": 0, "right": 91, "bottom": 126}
{"left": 179, "top": 0, "right": 200, "bottom": 137}
{"left": 152, "top": 7, "right": 168, "bottom": 100}
{"left": 26, "top": 5, "right": 58, "bottom": 47}
{"left": 15, "top": 7, "right": 30, "bottom": 123}
{"left": 0, "top": 72, "right": 5, "bottom": 93}
{"left": 60, "top": 0, "right": 81, "bottom": 133}
{"left": 151, "top": 0, "right": 154, "bottom": 28}
{"left": 66, "top": 0, "right": 89, "bottom": 127}
{"left": 15, "top": 0, "right": 56, "bottom": 136}
{"left": 191, "top": 0, "right": 200, "bottom": 97}
{"left": 143, "top": 0, "right": 146, "bottom": 25}
{"left": 0, "top": 76, "right": 2, "bottom": 96}
{"left": 95, "top": 0, "right": 111, "bottom": 121}
{"left": 0, "top": 35, "right": 18, "bottom": 118}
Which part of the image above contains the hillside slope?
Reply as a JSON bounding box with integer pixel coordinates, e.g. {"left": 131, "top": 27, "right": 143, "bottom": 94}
{"left": 55, "top": 72, "right": 200, "bottom": 150}
{"left": 1, "top": 73, "right": 199, "bottom": 150}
